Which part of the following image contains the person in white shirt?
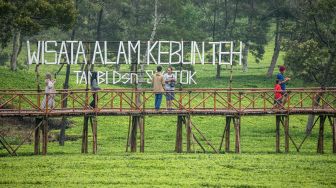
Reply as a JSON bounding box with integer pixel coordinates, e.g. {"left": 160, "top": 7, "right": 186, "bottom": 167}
{"left": 41, "top": 73, "right": 56, "bottom": 109}
{"left": 163, "top": 66, "right": 176, "bottom": 110}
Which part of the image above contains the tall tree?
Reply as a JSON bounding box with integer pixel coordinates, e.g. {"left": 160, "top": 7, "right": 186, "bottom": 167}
{"left": 265, "top": 0, "right": 293, "bottom": 77}
{"left": 267, "top": 17, "right": 281, "bottom": 77}
{"left": 239, "top": 0, "right": 270, "bottom": 72}
{"left": 196, "top": 0, "right": 269, "bottom": 76}
{"left": 283, "top": 0, "right": 336, "bottom": 133}
{"left": 59, "top": 0, "right": 81, "bottom": 146}
{"left": 10, "top": 30, "right": 20, "bottom": 71}
{"left": 196, "top": 0, "right": 239, "bottom": 78}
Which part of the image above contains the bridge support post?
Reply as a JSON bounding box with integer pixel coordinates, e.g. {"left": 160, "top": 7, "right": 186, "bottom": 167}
{"left": 275, "top": 116, "right": 281, "bottom": 153}
{"left": 139, "top": 116, "right": 145, "bottom": 153}
{"left": 225, "top": 116, "right": 231, "bottom": 153}
{"left": 42, "top": 119, "right": 48, "bottom": 155}
{"left": 127, "top": 115, "right": 144, "bottom": 153}
{"left": 130, "top": 116, "right": 137, "bottom": 152}
{"left": 317, "top": 115, "right": 326, "bottom": 154}
{"left": 186, "top": 115, "right": 192, "bottom": 153}
{"left": 333, "top": 116, "right": 336, "bottom": 153}
{"left": 82, "top": 115, "right": 89, "bottom": 153}
{"left": 90, "top": 116, "right": 98, "bottom": 154}
{"left": 219, "top": 116, "right": 231, "bottom": 153}
{"left": 129, "top": 115, "right": 144, "bottom": 152}
{"left": 234, "top": 116, "right": 241, "bottom": 153}
{"left": 284, "top": 116, "right": 289, "bottom": 153}
{"left": 34, "top": 118, "right": 42, "bottom": 155}
{"left": 175, "top": 115, "right": 183, "bottom": 153}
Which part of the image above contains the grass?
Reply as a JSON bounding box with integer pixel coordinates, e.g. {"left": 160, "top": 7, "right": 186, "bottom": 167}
{"left": 1, "top": 43, "right": 335, "bottom": 187}
{"left": 1, "top": 154, "right": 336, "bottom": 187}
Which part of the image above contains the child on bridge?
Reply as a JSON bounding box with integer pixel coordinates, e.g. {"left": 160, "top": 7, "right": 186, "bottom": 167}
{"left": 276, "top": 66, "right": 290, "bottom": 105}
{"left": 274, "top": 80, "right": 282, "bottom": 108}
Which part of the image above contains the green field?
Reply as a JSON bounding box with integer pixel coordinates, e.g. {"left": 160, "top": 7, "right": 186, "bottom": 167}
{"left": 1, "top": 49, "right": 336, "bottom": 187}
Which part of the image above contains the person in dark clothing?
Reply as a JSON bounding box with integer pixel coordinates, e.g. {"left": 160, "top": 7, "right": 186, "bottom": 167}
{"left": 90, "top": 72, "right": 100, "bottom": 108}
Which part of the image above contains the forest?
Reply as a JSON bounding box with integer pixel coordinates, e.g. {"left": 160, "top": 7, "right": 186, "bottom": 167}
{"left": 0, "top": 0, "right": 335, "bottom": 85}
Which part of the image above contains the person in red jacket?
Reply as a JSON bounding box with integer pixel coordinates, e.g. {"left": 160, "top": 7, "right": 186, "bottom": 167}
{"left": 274, "top": 80, "right": 283, "bottom": 108}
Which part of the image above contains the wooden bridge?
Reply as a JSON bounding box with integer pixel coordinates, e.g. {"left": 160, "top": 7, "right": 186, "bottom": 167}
{"left": 0, "top": 87, "right": 336, "bottom": 156}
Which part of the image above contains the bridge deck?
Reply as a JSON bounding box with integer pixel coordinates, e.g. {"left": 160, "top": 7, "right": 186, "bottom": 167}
{"left": 1, "top": 88, "right": 336, "bottom": 155}
{"left": 0, "top": 108, "right": 335, "bottom": 117}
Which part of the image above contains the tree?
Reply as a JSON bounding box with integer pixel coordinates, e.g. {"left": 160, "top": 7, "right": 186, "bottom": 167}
{"left": 58, "top": 0, "right": 81, "bottom": 146}
{"left": 196, "top": 0, "right": 270, "bottom": 76}
{"left": 0, "top": 0, "right": 76, "bottom": 70}
{"left": 196, "top": 0, "right": 240, "bottom": 78}
{"left": 283, "top": 0, "right": 336, "bottom": 133}
{"left": 265, "top": 0, "right": 293, "bottom": 77}
{"left": 284, "top": 0, "right": 336, "bottom": 87}
{"left": 238, "top": 0, "right": 270, "bottom": 72}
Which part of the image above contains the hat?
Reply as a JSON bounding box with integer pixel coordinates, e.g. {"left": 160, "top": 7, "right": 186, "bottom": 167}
{"left": 279, "top": 66, "right": 286, "bottom": 72}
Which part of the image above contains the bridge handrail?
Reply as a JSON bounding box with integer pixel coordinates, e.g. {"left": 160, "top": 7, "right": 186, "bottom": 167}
{"left": 1, "top": 87, "right": 336, "bottom": 94}
{"left": 1, "top": 87, "right": 335, "bottom": 116}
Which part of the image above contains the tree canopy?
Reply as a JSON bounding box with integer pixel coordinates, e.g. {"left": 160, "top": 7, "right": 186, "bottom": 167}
{"left": 0, "top": 0, "right": 76, "bottom": 48}
{"left": 283, "top": 0, "right": 336, "bottom": 87}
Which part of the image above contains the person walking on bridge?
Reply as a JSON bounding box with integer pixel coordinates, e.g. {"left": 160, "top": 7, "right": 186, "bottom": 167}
{"left": 276, "top": 66, "right": 290, "bottom": 106}
{"left": 164, "top": 66, "right": 176, "bottom": 110}
{"left": 90, "top": 72, "right": 100, "bottom": 108}
{"left": 274, "top": 80, "right": 283, "bottom": 108}
{"left": 41, "top": 73, "right": 56, "bottom": 109}
{"left": 153, "top": 66, "right": 165, "bottom": 111}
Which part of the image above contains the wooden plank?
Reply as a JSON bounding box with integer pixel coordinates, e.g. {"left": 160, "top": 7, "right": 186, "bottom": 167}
{"left": 297, "top": 116, "right": 320, "bottom": 151}
{"left": 1, "top": 118, "right": 44, "bottom": 156}
{"left": 279, "top": 116, "right": 299, "bottom": 152}
{"left": 191, "top": 132, "right": 206, "bottom": 153}
{"left": 189, "top": 120, "right": 219, "bottom": 153}
{"left": 0, "top": 137, "right": 14, "bottom": 156}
